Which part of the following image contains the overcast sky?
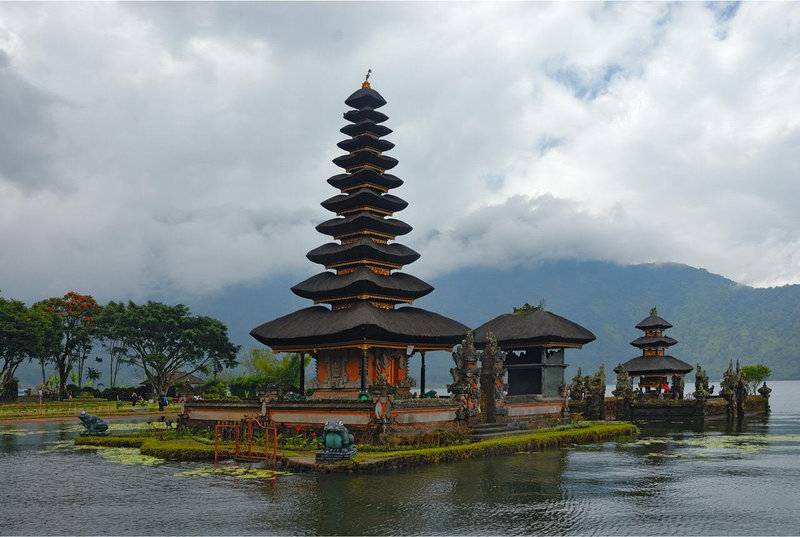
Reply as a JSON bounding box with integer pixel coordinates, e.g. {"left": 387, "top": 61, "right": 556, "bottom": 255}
{"left": 1, "top": 2, "right": 799, "bottom": 305}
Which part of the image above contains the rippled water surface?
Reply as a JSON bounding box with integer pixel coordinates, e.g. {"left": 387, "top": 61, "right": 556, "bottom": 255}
{"left": 3, "top": 382, "right": 800, "bottom": 535}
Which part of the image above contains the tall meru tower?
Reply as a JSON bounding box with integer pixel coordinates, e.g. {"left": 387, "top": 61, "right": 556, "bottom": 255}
{"left": 251, "top": 77, "right": 468, "bottom": 399}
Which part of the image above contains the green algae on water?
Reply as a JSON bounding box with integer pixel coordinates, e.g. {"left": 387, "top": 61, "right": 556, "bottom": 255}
{"left": 91, "top": 446, "right": 164, "bottom": 466}
{"left": 174, "top": 466, "right": 291, "bottom": 479}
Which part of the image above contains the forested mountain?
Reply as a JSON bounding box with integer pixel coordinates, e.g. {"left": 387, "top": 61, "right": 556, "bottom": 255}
{"left": 11, "top": 261, "right": 800, "bottom": 388}
{"left": 189, "top": 261, "right": 799, "bottom": 387}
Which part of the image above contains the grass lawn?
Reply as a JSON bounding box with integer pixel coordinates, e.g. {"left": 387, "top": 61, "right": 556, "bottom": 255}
{"left": 0, "top": 399, "right": 173, "bottom": 421}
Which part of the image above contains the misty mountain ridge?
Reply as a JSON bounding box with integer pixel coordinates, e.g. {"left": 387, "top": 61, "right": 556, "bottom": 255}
{"left": 13, "top": 261, "right": 800, "bottom": 388}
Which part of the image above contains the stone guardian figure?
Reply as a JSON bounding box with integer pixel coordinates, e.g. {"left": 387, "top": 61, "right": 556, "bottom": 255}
{"left": 448, "top": 331, "right": 482, "bottom": 421}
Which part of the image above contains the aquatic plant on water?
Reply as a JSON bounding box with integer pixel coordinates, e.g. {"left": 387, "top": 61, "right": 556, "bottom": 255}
{"left": 622, "top": 433, "right": 800, "bottom": 459}
{"left": 174, "top": 465, "right": 291, "bottom": 479}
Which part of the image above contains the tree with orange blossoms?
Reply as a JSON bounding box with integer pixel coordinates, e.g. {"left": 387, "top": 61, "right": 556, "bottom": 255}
{"left": 33, "top": 292, "right": 100, "bottom": 395}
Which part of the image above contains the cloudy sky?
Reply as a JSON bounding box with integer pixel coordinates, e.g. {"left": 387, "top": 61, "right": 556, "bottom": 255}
{"left": 1, "top": 1, "right": 799, "bottom": 305}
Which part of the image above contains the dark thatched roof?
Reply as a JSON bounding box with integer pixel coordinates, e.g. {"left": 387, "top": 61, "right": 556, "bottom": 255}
{"left": 635, "top": 314, "right": 673, "bottom": 330}
{"left": 337, "top": 136, "right": 395, "bottom": 153}
{"left": 472, "top": 309, "right": 596, "bottom": 349}
{"left": 345, "top": 86, "right": 387, "bottom": 110}
{"left": 343, "top": 109, "right": 388, "bottom": 123}
{"left": 630, "top": 335, "right": 678, "bottom": 348}
{"left": 621, "top": 355, "right": 693, "bottom": 376}
{"left": 321, "top": 190, "right": 407, "bottom": 215}
{"left": 315, "top": 212, "right": 411, "bottom": 238}
{"left": 291, "top": 268, "right": 433, "bottom": 302}
{"left": 250, "top": 302, "right": 469, "bottom": 349}
{"left": 327, "top": 170, "right": 403, "bottom": 191}
{"left": 340, "top": 122, "right": 392, "bottom": 138}
{"left": 306, "top": 238, "right": 420, "bottom": 267}
{"left": 333, "top": 151, "right": 399, "bottom": 172}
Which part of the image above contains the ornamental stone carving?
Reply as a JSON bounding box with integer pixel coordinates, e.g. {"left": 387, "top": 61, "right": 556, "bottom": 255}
{"left": 448, "top": 331, "right": 481, "bottom": 421}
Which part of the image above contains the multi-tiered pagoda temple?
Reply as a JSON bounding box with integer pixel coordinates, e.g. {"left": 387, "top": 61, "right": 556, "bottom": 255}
{"left": 621, "top": 308, "right": 692, "bottom": 392}
{"left": 251, "top": 78, "right": 468, "bottom": 399}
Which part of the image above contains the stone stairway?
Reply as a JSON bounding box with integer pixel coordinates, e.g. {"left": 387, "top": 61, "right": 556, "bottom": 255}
{"left": 469, "top": 422, "right": 527, "bottom": 442}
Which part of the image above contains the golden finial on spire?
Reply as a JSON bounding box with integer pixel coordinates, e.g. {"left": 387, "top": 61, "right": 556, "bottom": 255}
{"left": 362, "top": 68, "right": 372, "bottom": 89}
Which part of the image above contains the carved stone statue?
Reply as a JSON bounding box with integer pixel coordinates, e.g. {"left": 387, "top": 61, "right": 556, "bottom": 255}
{"left": 720, "top": 360, "right": 747, "bottom": 417}
{"left": 479, "top": 331, "right": 507, "bottom": 422}
{"left": 372, "top": 394, "right": 395, "bottom": 433}
{"left": 612, "top": 364, "right": 634, "bottom": 399}
{"left": 569, "top": 368, "right": 586, "bottom": 401}
{"left": 671, "top": 375, "right": 685, "bottom": 400}
{"left": 77, "top": 410, "right": 109, "bottom": 435}
{"left": 585, "top": 365, "right": 606, "bottom": 419}
{"left": 758, "top": 382, "right": 772, "bottom": 410}
{"left": 448, "top": 330, "right": 481, "bottom": 421}
{"left": 370, "top": 371, "right": 390, "bottom": 396}
{"left": 720, "top": 360, "right": 738, "bottom": 400}
{"left": 315, "top": 421, "right": 357, "bottom": 463}
{"left": 694, "top": 364, "right": 710, "bottom": 399}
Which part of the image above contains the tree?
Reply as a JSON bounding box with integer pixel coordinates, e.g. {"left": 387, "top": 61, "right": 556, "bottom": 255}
{"left": 114, "top": 301, "right": 240, "bottom": 396}
{"left": 0, "top": 297, "right": 44, "bottom": 397}
{"left": 245, "top": 348, "right": 310, "bottom": 392}
{"left": 33, "top": 292, "right": 100, "bottom": 395}
{"left": 95, "top": 301, "right": 130, "bottom": 387}
{"left": 741, "top": 364, "right": 771, "bottom": 395}
{"left": 86, "top": 367, "right": 101, "bottom": 386}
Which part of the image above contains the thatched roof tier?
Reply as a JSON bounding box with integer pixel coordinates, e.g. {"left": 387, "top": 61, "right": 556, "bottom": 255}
{"left": 321, "top": 189, "right": 408, "bottom": 215}
{"left": 306, "top": 238, "right": 420, "bottom": 268}
{"left": 291, "top": 268, "right": 433, "bottom": 303}
{"left": 630, "top": 335, "right": 678, "bottom": 348}
{"left": 250, "top": 302, "right": 469, "bottom": 351}
{"left": 472, "top": 310, "right": 596, "bottom": 349}
{"left": 337, "top": 136, "right": 395, "bottom": 153}
{"left": 621, "top": 355, "right": 693, "bottom": 376}
{"left": 315, "top": 211, "right": 412, "bottom": 238}
{"left": 344, "top": 86, "right": 387, "bottom": 109}
{"left": 327, "top": 170, "right": 403, "bottom": 192}
{"left": 333, "top": 151, "right": 399, "bottom": 172}
{"left": 343, "top": 109, "right": 388, "bottom": 124}
{"left": 340, "top": 122, "right": 393, "bottom": 138}
{"left": 635, "top": 314, "right": 673, "bottom": 330}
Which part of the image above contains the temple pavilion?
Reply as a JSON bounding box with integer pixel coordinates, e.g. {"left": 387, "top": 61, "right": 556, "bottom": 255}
{"left": 250, "top": 78, "right": 469, "bottom": 399}
{"left": 621, "top": 308, "right": 693, "bottom": 393}
{"left": 473, "top": 305, "right": 595, "bottom": 398}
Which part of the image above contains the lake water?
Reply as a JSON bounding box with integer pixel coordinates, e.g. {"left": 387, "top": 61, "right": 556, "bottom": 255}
{"left": 3, "top": 382, "right": 800, "bottom": 535}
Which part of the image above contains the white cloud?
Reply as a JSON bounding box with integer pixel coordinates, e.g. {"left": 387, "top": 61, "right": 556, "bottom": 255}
{"left": 0, "top": 2, "right": 798, "bottom": 304}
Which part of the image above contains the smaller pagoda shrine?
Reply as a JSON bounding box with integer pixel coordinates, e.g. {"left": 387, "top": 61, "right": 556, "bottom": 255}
{"left": 620, "top": 308, "right": 693, "bottom": 395}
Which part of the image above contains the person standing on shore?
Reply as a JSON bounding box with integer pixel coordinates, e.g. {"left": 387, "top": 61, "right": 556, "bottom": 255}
{"left": 158, "top": 393, "right": 168, "bottom": 412}
{"left": 130, "top": 391, "right": 138, "bottom": 408}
